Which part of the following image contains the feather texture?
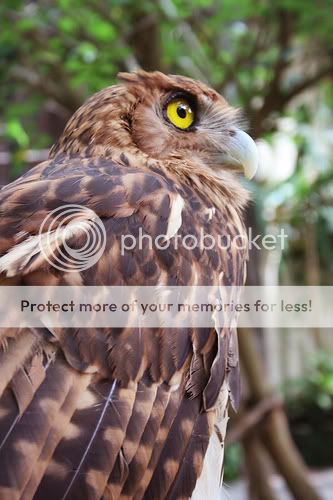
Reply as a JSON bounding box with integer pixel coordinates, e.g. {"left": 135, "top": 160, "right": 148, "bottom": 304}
{"left": 0, "top": 71, "right": 252, "bottom": 499}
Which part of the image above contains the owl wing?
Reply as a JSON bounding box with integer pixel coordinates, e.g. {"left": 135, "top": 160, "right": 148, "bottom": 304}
{"left": 0, "top": 154, "right": 245, "bottom": 500}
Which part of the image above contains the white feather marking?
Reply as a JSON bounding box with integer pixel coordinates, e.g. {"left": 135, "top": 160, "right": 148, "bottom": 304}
{"left": 0, "top": 414, "right": 20, "bottom": 453}
{"left": 15, "top": 230, "right": 29, "bottom": 242}
{"left": 0, "top": 219, "right": 93, "bottom": 277}
{"left": 0, "top": 234, "right": 46, "bottom": 277}
{"left": 61, "top": 379, "right": 117, "bottom": 500}
{"left": 204, "top": 206, "right": 216, "bottom": 221}
{"left": 191, "top": 382, "right": 229, "bottom": 500}
{"left": 165, "top": 194, "right": 184, "bottom": 240}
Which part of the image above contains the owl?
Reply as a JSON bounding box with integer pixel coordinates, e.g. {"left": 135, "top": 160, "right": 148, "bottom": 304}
{"left": 0, "top": 71, "right": 258, "bottom": 499}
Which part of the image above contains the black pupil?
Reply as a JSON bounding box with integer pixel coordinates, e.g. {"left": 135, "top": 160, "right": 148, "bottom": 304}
{"left": 177, "top": 105, "right": 187, "bottom": 119}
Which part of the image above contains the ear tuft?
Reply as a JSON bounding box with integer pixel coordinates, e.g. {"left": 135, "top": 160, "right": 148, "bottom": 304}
{"left": 117, "top": 70, "right": 171, "bottom": 89}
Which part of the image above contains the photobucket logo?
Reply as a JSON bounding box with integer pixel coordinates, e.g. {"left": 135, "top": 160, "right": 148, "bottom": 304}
{"left": 38, "top": 204, "right": 106, "bottom": 272}
{"left": 121, "top": 227, "right": 288, "bottom": 254}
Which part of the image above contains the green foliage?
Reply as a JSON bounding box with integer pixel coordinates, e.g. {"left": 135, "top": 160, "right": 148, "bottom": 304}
{"left": 1, "top": 0, "right": 332, "bottom": 141}
{"left": 224, "top": 442, "right": 242, "bottom": 483}
{"left": 4, "top": 118, "right": 29, "bottom": 149}
{"left": 285, "top": 351, "right": 333, "bottom": 412}
{"left": 284, "top": 351, "right": 333, "bottom": 467}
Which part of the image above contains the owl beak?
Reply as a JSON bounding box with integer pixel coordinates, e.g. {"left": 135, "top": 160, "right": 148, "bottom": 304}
{"left": 222, "top": 129, "right": 259, "bottom": 179}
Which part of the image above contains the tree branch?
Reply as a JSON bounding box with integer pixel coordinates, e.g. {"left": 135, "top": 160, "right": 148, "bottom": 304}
{"left": 281, "top": 64, "right": 333, "bottom": 105}
{"left": 250, "top": 61, "right": 333, "bottom": 138}
{"left": 226, "top": 394, "right": 283, "bottom": 445}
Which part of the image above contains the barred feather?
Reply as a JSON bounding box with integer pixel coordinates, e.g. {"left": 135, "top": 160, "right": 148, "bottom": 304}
{"left": 0, "top": 71, "right": 251, "bottom": 499}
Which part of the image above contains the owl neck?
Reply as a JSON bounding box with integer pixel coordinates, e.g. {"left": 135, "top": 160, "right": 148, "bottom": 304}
{"left": 49, "top": 85, "right": 140, "bottom": 159}
{"left": 49, "top": 86, "right": 248, "bottom": 213}
{"left": 160, "top": 160, "right": 250, "bottom": 213}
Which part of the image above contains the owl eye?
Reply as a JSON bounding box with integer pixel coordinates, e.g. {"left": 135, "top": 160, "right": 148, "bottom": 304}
{"left": 165, "top": 97, "right": 194, "bottom": 130}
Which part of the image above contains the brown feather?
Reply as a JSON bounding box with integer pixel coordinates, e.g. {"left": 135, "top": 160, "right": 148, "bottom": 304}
{"left": 0, "top": 70, "right": 251, "bottom": 499}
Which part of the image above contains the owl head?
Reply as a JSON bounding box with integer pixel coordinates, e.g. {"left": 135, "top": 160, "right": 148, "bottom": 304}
{"left": 51, "top": 71, "right": 258, "bottom": 180}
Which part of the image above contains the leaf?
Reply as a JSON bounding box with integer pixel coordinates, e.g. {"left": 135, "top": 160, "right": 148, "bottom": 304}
{"left": 4, "top": 119, "right": 29, "bottom": 148}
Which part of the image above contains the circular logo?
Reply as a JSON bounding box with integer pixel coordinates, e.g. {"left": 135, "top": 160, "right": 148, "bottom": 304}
{"left": 38, "top": 204, "right": 107, "bottom": 272}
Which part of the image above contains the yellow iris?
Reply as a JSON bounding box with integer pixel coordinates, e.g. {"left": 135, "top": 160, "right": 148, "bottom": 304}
{"left": 166, "top": 98, "right": 194, "bottom": 129}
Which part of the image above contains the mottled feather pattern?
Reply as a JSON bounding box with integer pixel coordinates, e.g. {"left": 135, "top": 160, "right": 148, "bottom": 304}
{"left": 0, "top": 71, "right": 251, "bottom": 499}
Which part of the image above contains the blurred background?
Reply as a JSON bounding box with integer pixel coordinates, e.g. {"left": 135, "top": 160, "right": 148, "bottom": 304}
{"left": 1, "top": 1, "right": 333, "bottom": 498}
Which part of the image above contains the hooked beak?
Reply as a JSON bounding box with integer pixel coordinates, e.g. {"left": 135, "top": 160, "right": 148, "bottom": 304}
{"left": 221, "top": 129, "right": 259, "bottom": 179}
